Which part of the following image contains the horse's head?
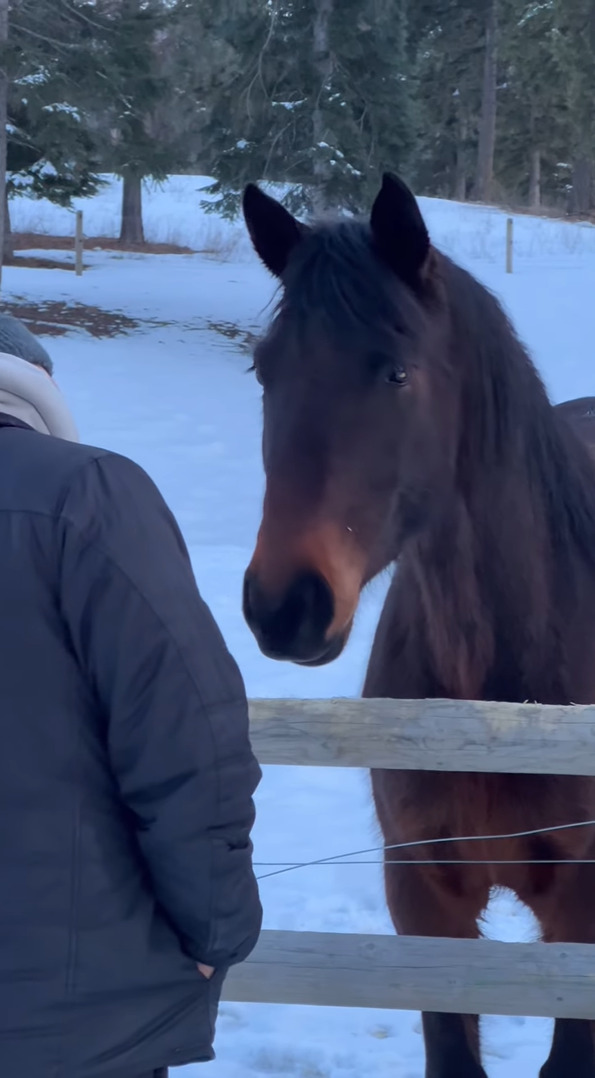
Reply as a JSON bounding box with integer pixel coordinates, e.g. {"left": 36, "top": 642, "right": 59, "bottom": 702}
{"left": 242, "top": 173, "right": 457, "bottom": 665}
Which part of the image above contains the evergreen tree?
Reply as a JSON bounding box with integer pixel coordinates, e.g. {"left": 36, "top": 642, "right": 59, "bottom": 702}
{"left": 8, "top": 77, "right": 102, "bottom": 204}
{"left": 475, "top": 0, "right": 498, "bottom": 202}
{"left": 408, "top": 1, "right": 484, "bottom": 200}
{"left": 81, "top": 0, "right": 178, "bottom": 243}
{"left": 202, "top": 0, "right": 413, "bottom": 218}
{"left": 7, "top": 0, "right": 595, "bottom": 235}
{"left": 70, "top": 0, "right": 221, "bottom": 244}
{"left": 8, "top": 0, "right": 243, "bottom": 247}
{"left": 497, "top": 0, "right": 568, "bottom": 207}
{"left": 553, "top": 0, "right": 595, "bottom": 213}
{"left": 6, "top": 0, "right": 105, "bottom": 257}
{"left": 154, "top": 0, "right": 240, "bottom": 175}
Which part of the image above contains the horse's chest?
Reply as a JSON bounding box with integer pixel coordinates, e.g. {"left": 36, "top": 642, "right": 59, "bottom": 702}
{"left": 371, "top": 768, "right": 595, "bottom": 897}
{"left": 372, "top": 769, "right": 496, "bottom": 843}
{"left": 371, "top": 769, "right": 595, "bottom": 852}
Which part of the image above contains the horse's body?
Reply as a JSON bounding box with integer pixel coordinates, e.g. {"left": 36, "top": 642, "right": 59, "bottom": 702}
{"left": 241, "top": 173, "right": 595, "bottom": 1077}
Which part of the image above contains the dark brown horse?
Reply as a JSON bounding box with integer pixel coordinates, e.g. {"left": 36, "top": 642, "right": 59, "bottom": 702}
{"left": 241, "top": 172, "right": 595, "bottom": 1077}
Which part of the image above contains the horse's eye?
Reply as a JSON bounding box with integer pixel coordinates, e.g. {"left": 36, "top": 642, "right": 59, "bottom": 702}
{"left": 387, "top": 367, "right": 408, "bottom": 386}
{"left": 248, "top": 361, "right": 263, "bottom": 386}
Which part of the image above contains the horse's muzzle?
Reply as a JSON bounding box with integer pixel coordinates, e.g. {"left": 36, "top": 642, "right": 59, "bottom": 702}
{"left": 242, "top": 567, "right": 348, "bottom": 665}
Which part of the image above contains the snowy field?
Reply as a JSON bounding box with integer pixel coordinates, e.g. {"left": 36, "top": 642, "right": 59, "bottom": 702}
{"left": 7, "top": 176, "right": 595, "bottom": 1076}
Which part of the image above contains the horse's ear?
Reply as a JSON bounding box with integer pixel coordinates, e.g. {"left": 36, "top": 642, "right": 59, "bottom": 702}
{"left": 370, "top": 172, "right": 430, "bottom": 286}
{"left": 242, "top": 184, "right": 306, "bottom": 277}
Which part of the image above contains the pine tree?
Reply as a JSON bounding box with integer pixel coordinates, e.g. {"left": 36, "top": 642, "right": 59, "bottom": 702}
{"left": 78, "top": 0, "right": 177, "bottom": 243}
{"left": 8, "top": 0, "right": 595, "bottom": 233}
{"left": 77, "top": 0, "right": 219, "bottom": 244}
{"left": 408, "top": 1, "right": 484, "bottom": 200}
{"left": 475, "top": 0, "right": 498, "bottom": 202}
{"left": 5, "top": 0, "right": 105, "bottom": 259}
{"left": 202, "top": 0, "right": 413, "bottom": 218}
{"left": 497, "top": 0, "right": 568, "bottom": 207}
{"left": 553, "top": 0, "right": 595, "bottom": 214}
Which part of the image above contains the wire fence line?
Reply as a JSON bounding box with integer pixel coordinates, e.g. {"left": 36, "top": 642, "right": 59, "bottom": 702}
{"left": 225, "top": 700, "right": 595, "bottom": 1017}
{"left": 254, "top": 816, "right": 595, "bottom": 880}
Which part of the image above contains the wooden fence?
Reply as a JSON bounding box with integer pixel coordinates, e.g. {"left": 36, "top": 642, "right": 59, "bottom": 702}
{"left": 222, "top": 697, "right": 595, "bottom": 1018}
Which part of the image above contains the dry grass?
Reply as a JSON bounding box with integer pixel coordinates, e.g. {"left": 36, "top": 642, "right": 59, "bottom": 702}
{"left": 10, "top": 232, "right": 194, "bottom": 256}
{"left": 7, "top": 227, "right": 248, "bottom": 265}
{"left": 2, "top": 299, "right": 142, "bottom": 337}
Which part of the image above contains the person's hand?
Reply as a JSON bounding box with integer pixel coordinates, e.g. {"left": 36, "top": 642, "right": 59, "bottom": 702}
{"left": 198, "top": 962, "right": 215, "bottom": 980}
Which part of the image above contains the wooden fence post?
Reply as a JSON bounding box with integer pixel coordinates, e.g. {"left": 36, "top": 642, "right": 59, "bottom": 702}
{"left": 75, "top": 210, "right": 83, "bottom": 276}
{"left": 506, "top": 217, "right": 513, "bottom": 273}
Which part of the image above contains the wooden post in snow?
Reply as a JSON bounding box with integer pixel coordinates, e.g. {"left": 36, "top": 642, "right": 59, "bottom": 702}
{"left": 74, "top": 211, "right": 84, "bottom": 276}
{"left": 506, "top": 217, "right": 513, "bottom": 273}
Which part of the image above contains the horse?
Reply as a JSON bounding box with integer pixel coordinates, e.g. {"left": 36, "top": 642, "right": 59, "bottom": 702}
{"left": 240, "top": 171, "right": 595, "bottom": 1078}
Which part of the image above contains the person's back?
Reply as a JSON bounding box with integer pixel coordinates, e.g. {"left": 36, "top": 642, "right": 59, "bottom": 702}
{"left": 0, "top": 348, "right": 262, "bottom": 1077}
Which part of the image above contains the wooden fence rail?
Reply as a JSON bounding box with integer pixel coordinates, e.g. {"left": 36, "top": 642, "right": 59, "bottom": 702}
{"left": 248, "top": 697, "right": 595, "bottom": 775}
{"left": 223, "top": 931, "right": 595, "bottom": 1019}
{"left": 222, "top": 698, "right": 595, "bottom": 1018}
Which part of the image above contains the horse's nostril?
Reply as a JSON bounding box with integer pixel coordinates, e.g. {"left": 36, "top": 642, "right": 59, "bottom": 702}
{"left": 294, "top": 571, "right": 334, "bottom": 633}
{"left": 242, "top": 568, "right": 335, "bottom": 661}
{"left": 243, "top": 571, "right": 273, "bottom": 626}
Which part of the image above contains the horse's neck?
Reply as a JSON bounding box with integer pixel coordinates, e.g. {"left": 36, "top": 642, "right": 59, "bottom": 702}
{"left": 409, "top": 500, "right": 495, "bottom": 699}
{"left": 412, "top": 426, "right": 595, "bottom": 702}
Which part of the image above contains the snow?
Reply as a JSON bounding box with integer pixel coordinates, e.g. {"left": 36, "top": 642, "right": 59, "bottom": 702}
{"left": 14, "top": 69, "right": 50, "bottom": 86}
{"left": 6, "top": 176, "right": 595, "bottom": 1076}
{"left": 41, "top": 102, "right": 82, "bottom": 121}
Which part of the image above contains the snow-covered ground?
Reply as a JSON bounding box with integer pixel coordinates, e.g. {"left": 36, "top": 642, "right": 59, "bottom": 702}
{"left": 6, "top": 176, "right": 595, "bottom": 1076}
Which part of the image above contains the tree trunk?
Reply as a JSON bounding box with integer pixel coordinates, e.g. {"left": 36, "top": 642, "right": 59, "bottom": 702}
{"left": 454, "top": 155, "right": 467, "bottom": 201}
{"left": 474, "top": 0, "right": 498, "bottom": 203}
{"left": 3, "top": 189, "right": 12, "bottom": 262}
{"left": 568, "top": 157, "right": 593, "bottom": 217}
{"left": 528, "top": 148, "right": 541, "bottom": 209}
{"left": 311, "top": 0, "right": 333, "bottom": 212}
{"left": 454, "top": 113, "right": 468, "bottom": 201}
{"left": 0, "top": 0, "right": 9, "bottom": 289}
{"left": 119, "top": 173, "right": 145, "bottom": 244}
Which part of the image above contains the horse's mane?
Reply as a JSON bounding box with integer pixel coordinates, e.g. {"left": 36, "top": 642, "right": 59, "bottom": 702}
{"left": 440, "top": 253, "right": 595, "bottom": 567}
{"left": 274, "top": 218, "right": 421, "bottom": 351}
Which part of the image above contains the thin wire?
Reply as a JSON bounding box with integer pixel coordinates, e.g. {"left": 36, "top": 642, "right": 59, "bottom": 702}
{"left": 257, "top": 858, "right": 595, "bottom": 869}
{"left": 255, "top": 817, "right": 595, "bottom": 881}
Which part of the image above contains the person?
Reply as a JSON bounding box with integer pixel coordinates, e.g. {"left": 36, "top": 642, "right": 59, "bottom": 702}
{"left": 0, "top": 341, "right": 262, "bottom": 1077}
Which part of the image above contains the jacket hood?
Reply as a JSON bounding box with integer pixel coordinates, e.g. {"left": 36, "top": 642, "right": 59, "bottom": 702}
{"left": 0, "top": 351, "right": 79, "bottom": 442}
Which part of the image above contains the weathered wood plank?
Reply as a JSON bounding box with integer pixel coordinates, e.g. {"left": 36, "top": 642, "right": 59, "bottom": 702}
{"left": 222, "top": 929, "right": 595, "bottom": 1019}
{"left": 248, "top": 697, "right": 595, "bottom": 775}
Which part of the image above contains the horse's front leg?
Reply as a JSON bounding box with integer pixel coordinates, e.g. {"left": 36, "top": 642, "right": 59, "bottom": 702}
{"left": 539, "top": 1021, "right": 595, "bottom": 1078}
{"left": 372, "top": 769, "right": 491, "bottom": 1078}
{"left": 524, "top": 855, "right": 595, "bottom": 1078}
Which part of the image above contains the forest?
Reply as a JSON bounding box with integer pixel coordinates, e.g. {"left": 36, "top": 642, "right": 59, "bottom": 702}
{"left": 3, "top": 0, "right": 595, "bottom": 250}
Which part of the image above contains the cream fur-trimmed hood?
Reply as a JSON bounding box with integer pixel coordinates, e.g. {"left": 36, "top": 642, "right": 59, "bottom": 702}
{"left": 0, "top": 351, "right": 79, "bottom": 442}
